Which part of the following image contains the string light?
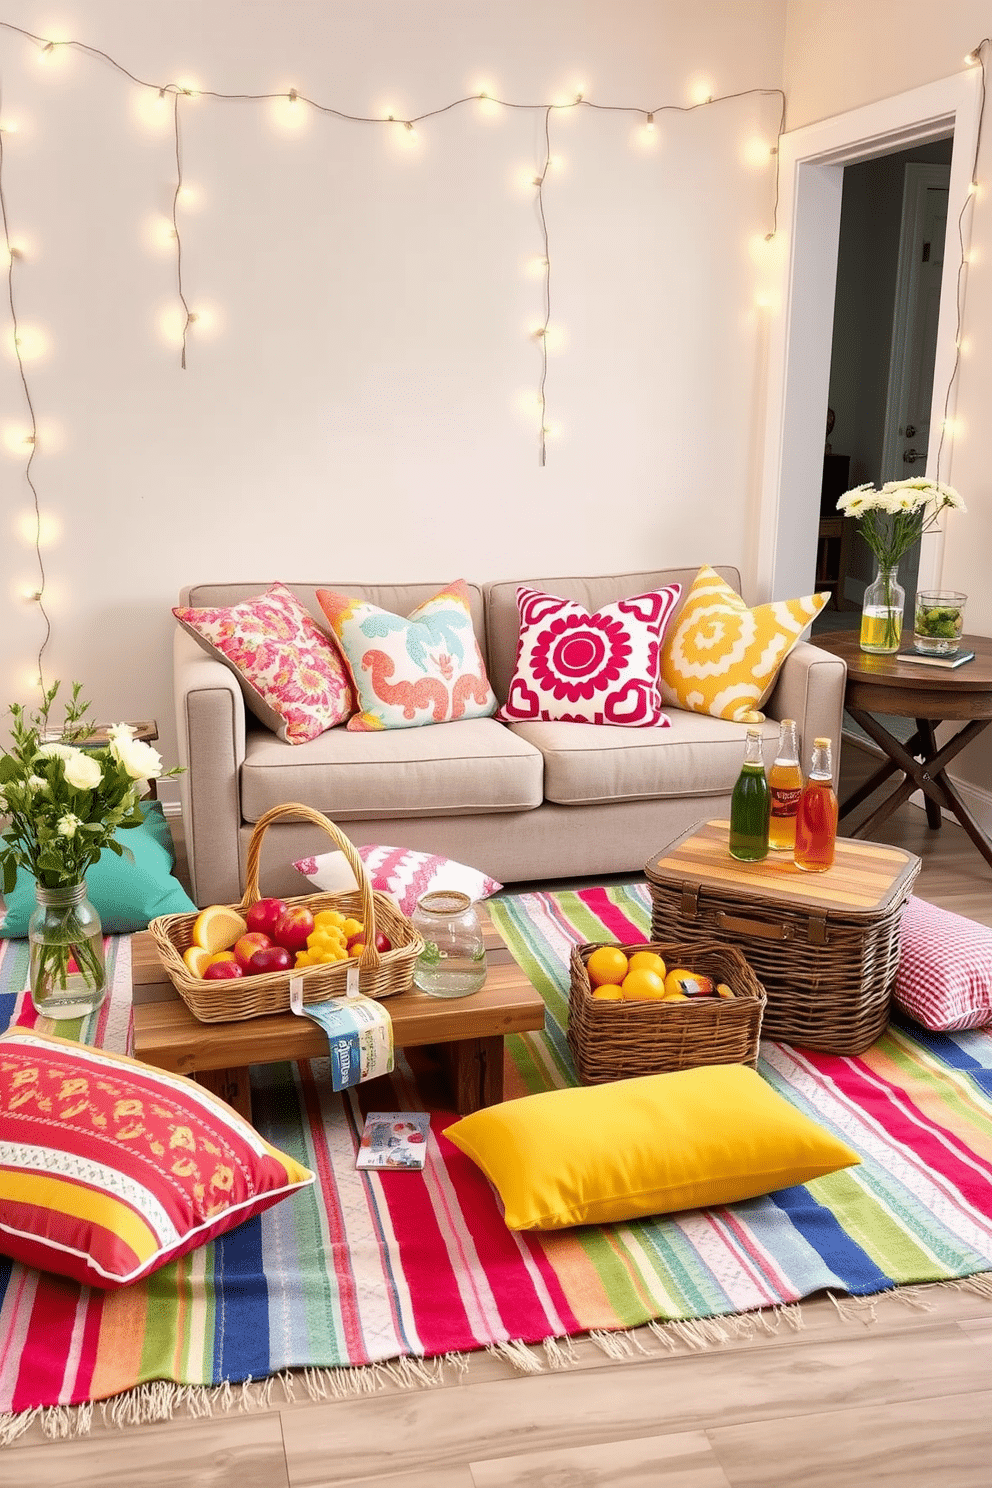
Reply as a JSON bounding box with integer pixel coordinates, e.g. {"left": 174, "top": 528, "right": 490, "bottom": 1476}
{"left": 933, "top": 35, "right": 988, "bottom": 483}
{"left": 0, "top": 17, "right": 796, "bottom": 672}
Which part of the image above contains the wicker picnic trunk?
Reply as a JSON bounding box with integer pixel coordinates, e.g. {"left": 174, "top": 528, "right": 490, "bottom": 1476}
{"left": 150, "top": 804, "right": 423, "bottom": 1022}
{"left": 645, "top": 820, "right": 922, "bottom": 1056}
{"left": 567, "top": 938, "right": 765, "bottom": 1086}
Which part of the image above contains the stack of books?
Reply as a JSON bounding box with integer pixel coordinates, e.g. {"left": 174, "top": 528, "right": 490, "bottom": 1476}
{"left": 900, "top": 649, "right": 975, "bottom": 670}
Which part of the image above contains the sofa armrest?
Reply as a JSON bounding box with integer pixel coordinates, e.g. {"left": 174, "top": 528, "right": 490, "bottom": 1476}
{"left": 764, "top": 641, "right": 847, "bottom": 787}
{"left": 173, "top": 628, "right": 246, "bottom": 907}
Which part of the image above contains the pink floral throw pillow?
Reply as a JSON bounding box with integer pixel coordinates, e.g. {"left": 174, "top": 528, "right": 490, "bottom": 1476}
{"left": 294, "top": 845, "right": 502, "bottom": 917}
{"left": 316, "top": 580, "right": 497, "bottom": 732}
{"left": 173, "top": 582, "right": 354, "bottom": 745}
{"left": 497, "top": 584, "right": 681, "bottom": 726}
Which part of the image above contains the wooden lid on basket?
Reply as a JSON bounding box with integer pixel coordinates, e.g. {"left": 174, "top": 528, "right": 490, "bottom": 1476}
{"left": 645, "top": 819, "right": 920, "bottom": 919}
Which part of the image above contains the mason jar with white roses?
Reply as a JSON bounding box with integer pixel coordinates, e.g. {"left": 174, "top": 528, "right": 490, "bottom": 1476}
{"left": 0, "top": 683, "right": 181, "bottom": 1018}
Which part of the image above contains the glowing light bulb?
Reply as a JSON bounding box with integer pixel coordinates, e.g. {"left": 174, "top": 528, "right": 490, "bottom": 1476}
{"left": 689, "top": 79, "right": 715, "bottom": 106}
{"left": 7, "top": 325, "right": 49, "bottom": 363}
{"left": 475, "top": 86, "right": 500, "bottom": 118}
{"left": 645, "top": 113, "right": 656, "bottom": 132}
{"left": 270, "top": 91, "right": 307, "bottom": 133}
{"left": 18, "top": 511, "right": 61, "bottom": 546}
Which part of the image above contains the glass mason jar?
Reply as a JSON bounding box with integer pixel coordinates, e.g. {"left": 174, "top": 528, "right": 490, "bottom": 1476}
{"left": 411, "top": 890, "right": 487, "bottom": 999}
{"left": 913, "top": 590, "right": 967, "bottom": 656}
{"left": 28, "top": 881, "right": 108, "bottom": 1020}
{"left": 860, "top": 564, "right": 905, "bottom": 655}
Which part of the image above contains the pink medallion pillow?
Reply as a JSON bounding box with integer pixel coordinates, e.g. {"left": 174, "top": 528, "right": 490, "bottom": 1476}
{"left": 317, "top": 580, "right": 496, "bottom": 732}
{"left": 294, "top": 844, "right": 502, "bottom": 918}
{"left": 497, "top": 584, "right": 681, "bottom": 727}
{"left": 893, "top": 897, "right": 992, "bottom": 1031}
{"left": 173, "top": 582, "right": 354, "bottom": 744}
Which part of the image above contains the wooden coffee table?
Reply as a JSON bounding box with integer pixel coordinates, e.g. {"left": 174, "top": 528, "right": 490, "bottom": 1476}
{"left": 131, "top": 908, "right": 545, "bottom": 1121}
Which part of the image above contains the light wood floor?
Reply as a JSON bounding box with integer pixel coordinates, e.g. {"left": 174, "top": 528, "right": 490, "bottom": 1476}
{"left": 3, "top": 739, "right": 992, "bottom": 1487}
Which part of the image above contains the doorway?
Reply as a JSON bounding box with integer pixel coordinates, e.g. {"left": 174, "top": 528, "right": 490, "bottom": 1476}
{"left": 757, "top": 70, "right": 982, "bottom": 611}
{"left": 816, "top": 138, "right": 953, "bottom": 632}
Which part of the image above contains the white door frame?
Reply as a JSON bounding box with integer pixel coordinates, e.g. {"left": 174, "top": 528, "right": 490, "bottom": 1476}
{"left": 756, "top": 70, "right": 982, "bottom": 604}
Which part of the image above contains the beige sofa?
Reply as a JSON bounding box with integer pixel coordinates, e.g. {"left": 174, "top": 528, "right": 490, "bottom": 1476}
{"left": 173, "top": 567, "right": 846, "bottom": 906}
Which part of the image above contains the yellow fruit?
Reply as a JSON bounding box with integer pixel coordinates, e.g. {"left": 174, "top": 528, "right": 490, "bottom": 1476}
{"left": 192, "top": 904, "right": 247, "bottom": 954}
{"left": 620, "top": 968, "right": 667, "bottom": 1001}
{"left": 206, "top": 950, "right": 238, "bottom": 967}
{"left": 586, "top": 945, "right": 630, "bottom": 987}
{"left": 716, "top": 982, "right": 735, "bottom": 999}
{"left": 183, "top": 945, "right": 213, "bottom": 978}
{"left": 341, "top": 917, "right": 364, "bottom": 938}
{"left": 591, "top": 983, "right": 624, "bottom": 1001}
{"left": 627, "top": 950, "right": 667, "bottom": 979}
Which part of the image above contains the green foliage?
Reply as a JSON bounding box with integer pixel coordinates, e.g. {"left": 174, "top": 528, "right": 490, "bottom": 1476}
{"left": 0, "top": 681, "right": 181, "bottom": 891}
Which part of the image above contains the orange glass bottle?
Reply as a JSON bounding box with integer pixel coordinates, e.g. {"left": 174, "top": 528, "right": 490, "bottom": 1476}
{"left": 768, "top": 718, "right": 803, "bottom": 852}
{"left": 794, "top": 736, "right": 839, "bottom": 873}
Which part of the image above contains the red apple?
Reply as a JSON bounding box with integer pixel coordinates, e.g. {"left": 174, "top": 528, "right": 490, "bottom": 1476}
{"left": 245, "top": 896, "right": 289, "bottom": 937}
{"left": 374, "top": 931, "right": 392, "bottom": 953}
{"left": 273, "top": 905, "right": 315, "bottom": 952}
{"left": 203, "top": 959, "right": 245, "bottom": 980}
{"left": 249, "top": 944, "right": 293, "bottom": 975}
{"left": 234, "top": 932, "right": 272, "bottom": 971}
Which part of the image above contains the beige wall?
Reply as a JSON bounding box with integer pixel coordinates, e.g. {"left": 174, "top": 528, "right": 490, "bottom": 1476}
{"left": 785, "top": 0, "right": 992, "bottom": 809}
{"left": 0, "top": 0, "right": 789, "bottom": 789}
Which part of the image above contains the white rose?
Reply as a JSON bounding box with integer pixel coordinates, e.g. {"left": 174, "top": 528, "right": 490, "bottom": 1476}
{"left": 106, "top": 722, "right": 136, "bottom": 745}
{"left": 111, "top": 734, "right": 163, "bottom": 784}
{"left": 62, "top": 749, "right": 103, "bottom": 790}
{"left": 57, "top": 812, "right": 82, "bottom": 838}
{"left": 37, "top": 741, "right": 75, "bottom": 761}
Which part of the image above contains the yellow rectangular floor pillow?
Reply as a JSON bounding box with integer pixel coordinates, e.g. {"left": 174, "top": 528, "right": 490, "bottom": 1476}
{"left": 445, "top": 1063, "right": 860, "bottom": 1231}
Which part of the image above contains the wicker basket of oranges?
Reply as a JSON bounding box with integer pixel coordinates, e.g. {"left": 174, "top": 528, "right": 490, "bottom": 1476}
{"left": 566, "top": 938, "right": 765, "bottom": 1085}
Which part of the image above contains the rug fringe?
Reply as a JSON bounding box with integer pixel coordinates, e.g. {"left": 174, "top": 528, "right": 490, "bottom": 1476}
{"left": 4, "top": 1272, "right": 991, "bottom": 1443}
{"left": 486, "top": 1338, "right": 543, "bottom": 1374}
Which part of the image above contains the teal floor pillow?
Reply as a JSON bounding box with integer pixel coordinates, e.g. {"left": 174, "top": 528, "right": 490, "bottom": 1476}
{"left": 0, "top": 801, "right": 196, "bottom": 937}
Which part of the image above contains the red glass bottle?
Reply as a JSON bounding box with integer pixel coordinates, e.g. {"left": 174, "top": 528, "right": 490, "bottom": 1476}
{"left": 794, "top": 736, "right": 838, "bottom": 873}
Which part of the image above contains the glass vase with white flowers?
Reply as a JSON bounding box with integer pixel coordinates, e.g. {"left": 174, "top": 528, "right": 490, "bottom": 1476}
{"left": 837, "top": 478, "right": 967, "bottom": 654}
{"left": 0, "top": 682, "right": 181, "bottom": 1018}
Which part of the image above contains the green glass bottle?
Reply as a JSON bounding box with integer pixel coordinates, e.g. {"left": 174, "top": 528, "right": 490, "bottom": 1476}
{"left": 729, "top": 727, "right": 770, "bottom": 861}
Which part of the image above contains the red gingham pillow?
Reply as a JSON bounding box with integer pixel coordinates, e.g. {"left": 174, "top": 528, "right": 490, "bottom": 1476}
{"left": 893, "top": 897, "right": 992, "bottom": 1032}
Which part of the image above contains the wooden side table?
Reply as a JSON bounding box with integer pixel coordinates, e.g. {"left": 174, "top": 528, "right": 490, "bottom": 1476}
{"left": 813, "top": 632, "right": 992, "bottom": 871}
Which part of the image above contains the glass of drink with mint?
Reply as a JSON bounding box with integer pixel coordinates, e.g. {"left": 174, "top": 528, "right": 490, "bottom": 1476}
{"left": 913, "top": 591, "right": 966, "bottom": 655}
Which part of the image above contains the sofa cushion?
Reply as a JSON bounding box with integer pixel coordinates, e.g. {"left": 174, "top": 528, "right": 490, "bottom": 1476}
{"left": 661, "top": 566, "right": 829, "bottom": 723}
{"left": 173, "top": 582, "right": 354, "bottom": 743}
{"left": 497, "top": 584, "right": 681, "bottom": 727}
{"left": 317, "top": 581, "right": 497, "bottom": 732}
{"left": 507, "top": 711, "right": 777, "bottom": 806}
{"left": 240, "top": 716, "right": 544, "bottom": 823}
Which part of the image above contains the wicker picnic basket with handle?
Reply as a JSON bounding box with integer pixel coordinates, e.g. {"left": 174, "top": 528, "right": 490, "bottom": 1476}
{"left": 567, "top": 938, "right": 765, "bottom": 1086}
{"left": 150, "top": 804, "right": 423, "bottom": 1022}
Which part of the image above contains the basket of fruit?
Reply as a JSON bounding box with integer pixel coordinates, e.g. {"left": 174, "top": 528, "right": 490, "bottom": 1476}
{"left": 149, "top": 803, "right": 423, "bottom": 1022}
{"left": 567, "top": 938, "right": 765, "bottom": 1085}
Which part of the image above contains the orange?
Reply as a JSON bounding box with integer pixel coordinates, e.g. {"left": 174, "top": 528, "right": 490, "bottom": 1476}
{"left": 627, "top": 950, "right": 667, "bottom": 979}
{"left": 206, "top": 950, "right": 238, "bottom": 967}
{"left": 182, "top": 945, "right": 212, "bottom": 978}
{"left": 620, "top": 967, "right": 667, "bottom": 1001}
{"left": 192, "top": 904, "right": 247, "bottom": 954}
{"left": 586, "top": 945, "right": 630, "bottom": 988}
{"left": 591, "top": 983, "right": 624, "bottom": 1001}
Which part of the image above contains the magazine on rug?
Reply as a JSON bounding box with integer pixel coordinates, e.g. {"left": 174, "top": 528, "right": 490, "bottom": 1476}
{"left": 356, "top": 1111, "right": 431, "bottom": 1169}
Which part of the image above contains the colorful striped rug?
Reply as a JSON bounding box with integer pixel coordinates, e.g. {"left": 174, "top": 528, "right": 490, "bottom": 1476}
{"left": 2, "top": 883, "right": 992, "bottom": 1437}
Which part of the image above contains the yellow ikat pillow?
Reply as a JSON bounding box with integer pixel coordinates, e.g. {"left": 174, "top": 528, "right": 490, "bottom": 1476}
{"left": 661, "top": 565, "right": 829, "bottom": 722}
